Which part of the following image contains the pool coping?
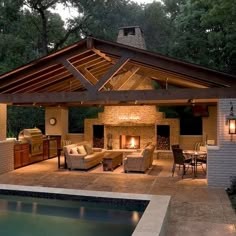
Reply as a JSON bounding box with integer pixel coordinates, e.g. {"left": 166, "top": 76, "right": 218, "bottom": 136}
{"left": 0, "top": 184, "right": 170, "bottom": 236}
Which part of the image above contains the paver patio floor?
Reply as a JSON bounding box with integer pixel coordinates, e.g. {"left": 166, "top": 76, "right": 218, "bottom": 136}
{"left": 0, "top": 157, "right": 235, "bottom": 235}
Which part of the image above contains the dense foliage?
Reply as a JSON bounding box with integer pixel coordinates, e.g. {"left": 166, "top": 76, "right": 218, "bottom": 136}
{"left": 1, "top": 0, "right": 235, "bottom": 136}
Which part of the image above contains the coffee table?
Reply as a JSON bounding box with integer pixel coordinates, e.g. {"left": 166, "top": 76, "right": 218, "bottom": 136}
{"left": 103, "top": 152, "right": 123, "bottom": 171}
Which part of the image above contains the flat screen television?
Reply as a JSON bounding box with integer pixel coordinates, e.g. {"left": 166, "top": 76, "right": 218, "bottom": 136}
{"left": 192, "top": 105, "right": 209, "bottom": 117}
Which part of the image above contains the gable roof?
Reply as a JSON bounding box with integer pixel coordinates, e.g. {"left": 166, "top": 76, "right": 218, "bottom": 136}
{"left": 0, "top": 37, "right": 235, "bottom": 106}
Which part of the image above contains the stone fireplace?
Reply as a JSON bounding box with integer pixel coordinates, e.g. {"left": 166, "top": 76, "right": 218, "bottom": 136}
{"left": 84, "top": 105, "right": 180, "bottom": 150}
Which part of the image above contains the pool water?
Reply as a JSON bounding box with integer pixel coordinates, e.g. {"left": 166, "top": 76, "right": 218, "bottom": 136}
{"left": 0, "top": 194, "right": 145, "bottom": 236}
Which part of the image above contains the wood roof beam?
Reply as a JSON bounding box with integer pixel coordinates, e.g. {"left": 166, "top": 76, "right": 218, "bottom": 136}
{"left": 58, "top": 59, "right": 94, "bottom": 92}
{"left": 94, "top": 54, "right": 132, "bottom": 91}
{"left": 1, "top": 87, "right": 236, "bottom": 104}
{"left": 92, "top": 48, "right": 112, "bottom": 62}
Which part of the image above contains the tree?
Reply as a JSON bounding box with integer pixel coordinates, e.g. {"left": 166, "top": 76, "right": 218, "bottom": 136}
{"left": 168, "top": 0, "right": 236, "bottom": 74}
{"left": 200, "top": 0, "right": 236, "bottom": 74}
{"left": 142, "top": 1, "right": 171, "bottom": 54}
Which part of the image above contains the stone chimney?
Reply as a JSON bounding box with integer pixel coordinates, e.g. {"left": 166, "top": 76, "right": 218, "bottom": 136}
{"left": 117, "top": 26, "right": 146, "bottom": 50}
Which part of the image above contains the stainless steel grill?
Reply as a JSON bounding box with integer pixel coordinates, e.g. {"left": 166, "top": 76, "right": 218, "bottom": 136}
{"left": 18, "top": 128, "right": 43, "bottom": 156}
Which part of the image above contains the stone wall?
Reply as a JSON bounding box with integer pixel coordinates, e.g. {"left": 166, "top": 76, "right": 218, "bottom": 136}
{"left": 84, "top": 105, "right": 179, "bottom": 149}
{"left": 208, "top": 99, "right": 236, "bottom": 187}
{"left": 117, "top": 26, "right": 146, "bottom": 49}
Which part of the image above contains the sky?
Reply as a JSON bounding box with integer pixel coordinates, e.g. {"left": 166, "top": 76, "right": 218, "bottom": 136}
{"left": 53, "top": 0, "right": 155, "bottom": 22}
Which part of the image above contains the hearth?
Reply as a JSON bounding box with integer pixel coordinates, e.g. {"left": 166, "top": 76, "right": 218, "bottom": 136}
{"left": 120, "top": 135, "right": 140, "bottom": 149}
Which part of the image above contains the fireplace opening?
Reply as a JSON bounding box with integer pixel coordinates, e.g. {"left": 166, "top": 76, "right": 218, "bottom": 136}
{"left": 156, "top": 125, "right": 170, "bottom": 150}
{"left": 120, "top": 135, "right": 140, "bottom": 149}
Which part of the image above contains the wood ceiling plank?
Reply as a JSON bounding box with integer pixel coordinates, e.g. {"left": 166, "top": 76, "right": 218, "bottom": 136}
{"left": 113, "top": 66, "right": 140, "bottom": 90}
{"left": 88, "top": 61, "right": 112, "bottom": 73}
{"left": 39, "top": 79, "right": 83, "bottom": 92}
{"left": 29, "top": 74, "right": 73, "bottom": 93}
{"left": 0, "top": 64, "right": 62, "bottom": 91}
{"left": 70, "top": 54, "right": 99, "bottom": 67}
{"left": 3, "top": 67, "right": 68, "bottom": 93}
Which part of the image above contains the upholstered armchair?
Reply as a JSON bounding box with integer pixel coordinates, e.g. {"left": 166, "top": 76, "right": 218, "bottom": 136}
{"left": 123, "top": 144, "right": 154, "bottom": 173}
{"left": 147, "top": 144, "right": 155, "bottom": 168}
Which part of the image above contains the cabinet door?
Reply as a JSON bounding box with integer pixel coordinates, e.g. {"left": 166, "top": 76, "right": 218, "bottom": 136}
{"left": 43, "top": 140, "right": 49, "bottom": 159}
{"left": 14, "top": 150, "right": 22, "bottom": 169}
{"left": 49, "top": 139, "right": 57, "bottom": 158}
{"left": 21, "top": 148, "right": 30, "bottom": 166}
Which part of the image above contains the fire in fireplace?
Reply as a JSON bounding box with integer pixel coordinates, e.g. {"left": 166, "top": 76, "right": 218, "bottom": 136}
{"left": 120, "top": 135, "right": 140, "bottom": 149}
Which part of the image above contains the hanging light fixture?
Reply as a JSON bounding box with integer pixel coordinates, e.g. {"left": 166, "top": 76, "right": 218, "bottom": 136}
{"left": 226, "top": 102, "right": 236, "bottom": 140}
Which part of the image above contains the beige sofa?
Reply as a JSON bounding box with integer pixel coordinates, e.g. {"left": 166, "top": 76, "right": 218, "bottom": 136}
{"left": 123, "top": 144, "right": 155, "bottom": 173}
{"left": 63, "top": 142, "right": 105, "bottom": 170}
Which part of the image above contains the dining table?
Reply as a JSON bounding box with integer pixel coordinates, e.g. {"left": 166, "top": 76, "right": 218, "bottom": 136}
{"left": 183, "top": 150, "right": 207, "bottom": 177}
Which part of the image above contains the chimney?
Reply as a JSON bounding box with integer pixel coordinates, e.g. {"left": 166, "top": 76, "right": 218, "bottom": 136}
{"left": 117, "top": 26, "right": 146, "bottom": 50}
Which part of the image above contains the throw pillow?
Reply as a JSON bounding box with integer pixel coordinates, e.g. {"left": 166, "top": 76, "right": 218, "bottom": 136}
{"left": 70, "top": 147, "right": 79, "bottom": 154}
{"left": 77, "top": 145, "right": 87, "bottom": 155}
{"left": 84, "top": 144, "right": 93, "bottom": 155}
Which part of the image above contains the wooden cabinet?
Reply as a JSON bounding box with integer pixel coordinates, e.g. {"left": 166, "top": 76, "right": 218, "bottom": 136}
{"left": 49, "top": 135, "right": 61, "bottom": 149}
{"left": 49, "top": 139, "right": 57, "bottom": 158}
{"left": 43, "top": 139, "right": 49, "bottom": 159}
{"left": 14, "top": 143, "right": 30, "bottom": 169}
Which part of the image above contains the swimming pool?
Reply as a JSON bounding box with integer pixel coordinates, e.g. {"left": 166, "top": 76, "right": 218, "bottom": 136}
{"left": 0, "top": 185, "right": 170, "bottom": 236}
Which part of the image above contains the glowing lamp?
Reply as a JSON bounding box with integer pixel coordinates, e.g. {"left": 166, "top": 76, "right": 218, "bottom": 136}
{"left": 226, "top": 102, "right": 236, "bottom": 141}
{"left": 229, "top": 119, "right": 236, "bottom": 134}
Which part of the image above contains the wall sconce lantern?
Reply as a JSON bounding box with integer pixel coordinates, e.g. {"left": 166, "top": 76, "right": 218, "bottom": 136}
{"left": 226, "top": 102, "right": 236, "bottom": 140}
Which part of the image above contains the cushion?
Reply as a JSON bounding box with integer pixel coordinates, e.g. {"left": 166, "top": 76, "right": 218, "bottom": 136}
{"left": 141, "top": 149, "right": 146, "bottom": 156}
{"left": 70, "top": 147, "right": 79, "bottom": 154}
{"left": 77, "top": 145, "right": 87, "bottom": 155}
{"left": 84, "top": 144, "right": 93, "bottom": 155}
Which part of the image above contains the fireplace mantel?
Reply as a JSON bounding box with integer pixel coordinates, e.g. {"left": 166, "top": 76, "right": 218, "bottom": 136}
{"left": 105, "top": 123, "right": 155, "bottom": 127}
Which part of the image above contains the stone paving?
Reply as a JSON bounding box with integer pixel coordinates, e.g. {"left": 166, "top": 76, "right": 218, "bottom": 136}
{"left": 0, "top": 157, "right": 235, "bottom": 236}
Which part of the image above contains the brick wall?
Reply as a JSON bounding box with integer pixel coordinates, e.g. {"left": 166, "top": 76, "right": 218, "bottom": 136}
{"left": 0, "top": 141, "right": 14, "bottom": 174}
{"left": 208, "top": 99, "right": 236, "bottom": 187}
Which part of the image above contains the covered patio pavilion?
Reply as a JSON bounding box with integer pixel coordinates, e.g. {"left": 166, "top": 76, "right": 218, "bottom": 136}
{"left": 0, "top": 35, "right": 236, "bottom": 234}
{"left": 0, "top": 36, "right": 236, "bottom": 186}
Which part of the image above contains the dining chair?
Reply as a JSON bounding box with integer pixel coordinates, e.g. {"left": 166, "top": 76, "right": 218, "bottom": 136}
{"left": 171, "top": 144, "right": 180, "bottom": 150}
{"left": 196, "top": 149, "right": 207, "bottom": 173}
{"left": 172, "top": 148, "right": 193, "bottom": 178}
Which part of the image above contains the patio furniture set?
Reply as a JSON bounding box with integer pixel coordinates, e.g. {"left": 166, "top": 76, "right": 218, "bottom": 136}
{"left": 171, "top": 144, "right": 207, "bottom": 178}
{"left": 63, "top": 142, "right": 155, "bottom": 173}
